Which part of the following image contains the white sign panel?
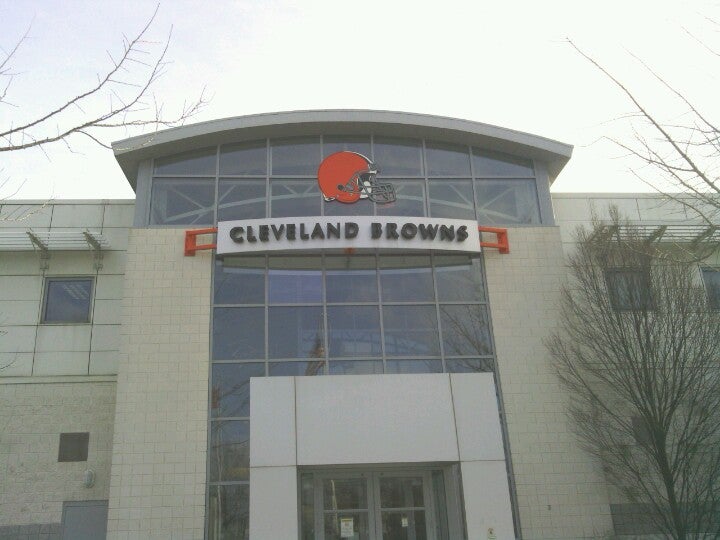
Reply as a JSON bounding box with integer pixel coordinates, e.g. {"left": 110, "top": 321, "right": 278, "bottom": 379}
{"left": 216, "top": 216, "right": 481, "bottom": 255}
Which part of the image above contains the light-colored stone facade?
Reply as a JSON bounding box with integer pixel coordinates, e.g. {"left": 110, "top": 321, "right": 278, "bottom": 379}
{"left": 484, "top": 227, "right": 613, "bottom": 539}
{"left": 106, "top": 228, "right": 211, "bottom": 540}
{"left": 0, "top": 380, "right": 116, "bottom": 527}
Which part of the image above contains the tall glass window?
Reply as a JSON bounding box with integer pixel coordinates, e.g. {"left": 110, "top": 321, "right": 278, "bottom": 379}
{"left": 148, "top": 136, "right": 542, "bottom": 226}
{"left": 207, "top": 253, "right": 495, "bottom": 538}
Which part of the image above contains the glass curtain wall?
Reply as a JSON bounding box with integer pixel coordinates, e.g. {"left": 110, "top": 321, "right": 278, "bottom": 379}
{"left": 207, "top": 254, "right": 494, "bottom": 539}
{"left": 149, "top": 136, "right": 540, "bottom": 226}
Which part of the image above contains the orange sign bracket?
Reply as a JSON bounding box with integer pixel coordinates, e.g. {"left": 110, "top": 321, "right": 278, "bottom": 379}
{"left": 478, "top": 226, "right": 510, "bottom": 254}
{"left": 184, "top": 227, "right": 218, "bottom": 256}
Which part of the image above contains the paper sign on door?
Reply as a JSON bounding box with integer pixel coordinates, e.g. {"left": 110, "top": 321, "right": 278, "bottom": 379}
{"left": 340, "top": 517, "right": 354, "bottom": 538}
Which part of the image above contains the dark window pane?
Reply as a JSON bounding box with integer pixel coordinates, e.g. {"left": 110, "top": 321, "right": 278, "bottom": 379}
{"left": 324, "top": 197, "right": 374, "bottom": 216}
{"left": 270, "top": 179, "right": 321, "bottom": 217}
{"left": 272, "top": 137, "right": 321, "bottom": 175}
{"left": 380, "top": 477, "right": 424, "bottom": 508}
{"left": 440, "top": 304, "right": 492, "bottom": 356}
{"left": 434, "top": 256, "right": 485, "bottom": 302}
{"left": 429, "top": 180, "right": 475, "bottom": 220}
{"left": 323, "top": 136, "right": 371, "bottom": 158}
{"left": 702, "top": 268, "right": 720, "bottom": 309}
{"left": 323, "top": 478, "right": 368, "bottom": 510}
{"left": 327, "top": 306, "right": 381, "bottom": 358}
{"left": 214, "top": 258, "right": 265, "bottom": 305}
{"left": 150, "top": 178, "right": 215, "bottom": 225}
{"left": 301, "top": 474, "right": 316, "bottom": 540}
{"left": 383, "top": 305, "right": 440, "bottom": 356}
{"left": 426, "top": 142, "right": 471, "bottom": 176}
{"left": 213, "top": 307, "right": 265, "bottom": 360}
{"left": 475, "top": 179, "right": 540, "bottom": 225}
{"left": 445, "top": 358, "right": 494, "bottom": 373}
{"left": 326, "top": 256, "right": 378, "bottom": 303}
{"left": 220, "top": 140, "right": 267, "bottom": 175}
{"left": 218, "top": 179, "right": 266, "bottom": 221}
{"left": 154, "top": 147, "right": 216, "bottom": 175}
{"left": 268, "top": 361, "right": 325, "bottom": 376}
{"left": 211, "top": 363, "right": 264, "bottom": 418}
{"left": 43, "top": 279, "right": 93, "bottom": 323}
{"left": 606, "top": 269, "right": 653, "bottom": 311}
{"left": 381, "top": 511, "right": 427, "bottom": 539}
{"left": 328, "top": 360, "right": 383, "bottom": 375}
{"left": 268, "top": 257, "right": 322, "bottom": 303}
{"left": 208, "top": 484, "right": 249, "bottom": 540}
{"left": 472, "top": 148, "right": 534, "bottom": 177}
{"left": 374, "top": 137, "right": 423, "bottom": 176}
{"left": 385, "top": 360, "right": 442, "bottom": 374}
{"left": 380, "top": 257, "right": 434, "bottom": 302}
{"left": 268, "top": 306, "right": 325, "bottom": 358}
{"left": 209, "top": 420, "right": 249, "bottom": 481}
{"left": 58, "top": 432, "right": 89, "bottom": 462}
{"left": 375, "top": 179, "right": 426, "bottom": 216}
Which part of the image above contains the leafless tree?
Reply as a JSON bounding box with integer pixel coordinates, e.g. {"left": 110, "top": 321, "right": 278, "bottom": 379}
{"left": 547, "top": 211, "right": 720, "bottom": 539}
{"left": 0, "top": 4, "right": 207, "bottom": 156}
{"left": 568, "top": 26, "right": 720, "bottom": 225}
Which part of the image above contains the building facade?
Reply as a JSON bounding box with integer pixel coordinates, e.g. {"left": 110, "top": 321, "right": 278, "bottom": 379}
{"left": 0, "top": 111, "right": 716, "bottom": 540}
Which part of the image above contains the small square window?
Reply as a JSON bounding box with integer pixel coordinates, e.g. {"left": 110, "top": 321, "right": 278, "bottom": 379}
{"left": 701, "top": 268, "right": 720, "bottom": 310}
{"left": 58, "top": 432, "right": 89, "bottom": 462}
{"left": 42, "top": 278, "right": 93, "bottom": 323}
{"left": 606, "top": 269, "right": 652, "bottom": 311}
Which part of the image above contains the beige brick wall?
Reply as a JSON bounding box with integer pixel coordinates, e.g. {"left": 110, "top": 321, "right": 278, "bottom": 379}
{"left": 484, "top": 227, "right": 613, "bottom": 539}
{"left": 106, "top": 228, "right": 211, "bottom": 540}
{"left": 0, "top": 380, "right": 116, "bottom": 526}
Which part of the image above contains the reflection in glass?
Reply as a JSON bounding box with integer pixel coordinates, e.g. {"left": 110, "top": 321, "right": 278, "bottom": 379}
{"left": 327, "top": 306, "right": 382, "bottom": 357}
{"left": 208, "top": 484, "right": 249, "bottom": 540}
{"left": 434, "top": 256, "right": 484, "bottom": 302}
{"left": 268, "top": 361, "right": 325, "bottom": 376}
{"left": 150, "top": 178, "right": 215, "bottom": 225}
{"left": 272, "top": 137, "right": 321, "bottom": 175}
{"left": 324, "top": 196, "right": 374, "bottom": 216}
{"left": 268, "top": 306, "right": 325, "bottom": 358}
{"left": 426, "top": 142, "right": 471, "bottom": 176}
{"left": 43, "top": 279, "right": 93, "bottom": 323}
{"left": 220, "top": 140, "right": 267, "bottom": 175}
{"left": 385, "top": 360, "right": 442, "bottom": 374}
{"left": 381, "top": 511, "right": 427, "bottom": 540}
{"left": 154, "top": 147, "right": 216, "bottom": 175}
{"left": 383, "top": 305, "right": 440, "bottom": 356}
{"left": 211, "top": 363, "right": 264, "bottom": 418}
{"left": 323, "top": 136, "right": 371, "bottom": 158}
{"left": 702, "top": 268, "right": 720, "bottom": 309}
{"left": 213, "top": 307, "right": 264, "bottom": 360}
{"left": 440, "top": 304, "right": 492, "bottom": 356}
{"left": 214, "top": 258, "right": 265, "bottom": 305}
{"left": 209, "top": 420, "right": 249, "bottom": 481}
{"left": 326, "top": 256, "right": 378, "bottom": 303}
{"left": 218, "top": 179, "right": 266, "bottom": 221}
{"left": 375, "top": 179, "right": 426, "bottom": 216}
{"left": 380, "top": 257, "right": 434, "bottom": 302}
{"left": 374, "top": 137, "right": 423, "bottom": 176}
{"left": 445, "top": 358, "right": 494, "bottom": 373}
{"left": 301, "top": 474, "right": 315, "bottom": 540}
{"left": 380, "top": 477, "right": 424, "bottom": 508}
{"left": 472, "top": 148, "right": 534, "bottom": 177}
{"left": 328, "top": 360, "right": 384, "bottom": 375}
{"left": 428, "top": 180, "right": 475, "bottom": 220}
{"left": 323, "top": 478, "right": 368, "bottom": 510}
{"left": 269, "top": 258, "right": 322, "bottom": 303}
{"left": 475, "top": 179, "right": 540, "bottom": 224}
{"left": 270, "top": 179, "right": 321, "bottom": 217}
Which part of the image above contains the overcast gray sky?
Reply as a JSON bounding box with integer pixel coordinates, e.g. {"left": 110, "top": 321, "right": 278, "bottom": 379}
{"left": 1, "top": 0, "right": 718, "bottom": 199}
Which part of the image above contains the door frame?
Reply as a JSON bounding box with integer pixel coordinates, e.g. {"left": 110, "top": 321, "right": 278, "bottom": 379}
{"left": 302, "top": 465, "right": 461, "bottom": 540}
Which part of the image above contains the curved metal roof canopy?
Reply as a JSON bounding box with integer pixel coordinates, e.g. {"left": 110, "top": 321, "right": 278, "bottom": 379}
{"left": 112, "top": 110, "right": 573, "bottom": 190}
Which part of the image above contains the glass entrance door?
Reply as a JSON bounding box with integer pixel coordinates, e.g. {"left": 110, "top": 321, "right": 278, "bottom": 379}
{"left": 304, "top": 470, "right": 445, "bottom": 540}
